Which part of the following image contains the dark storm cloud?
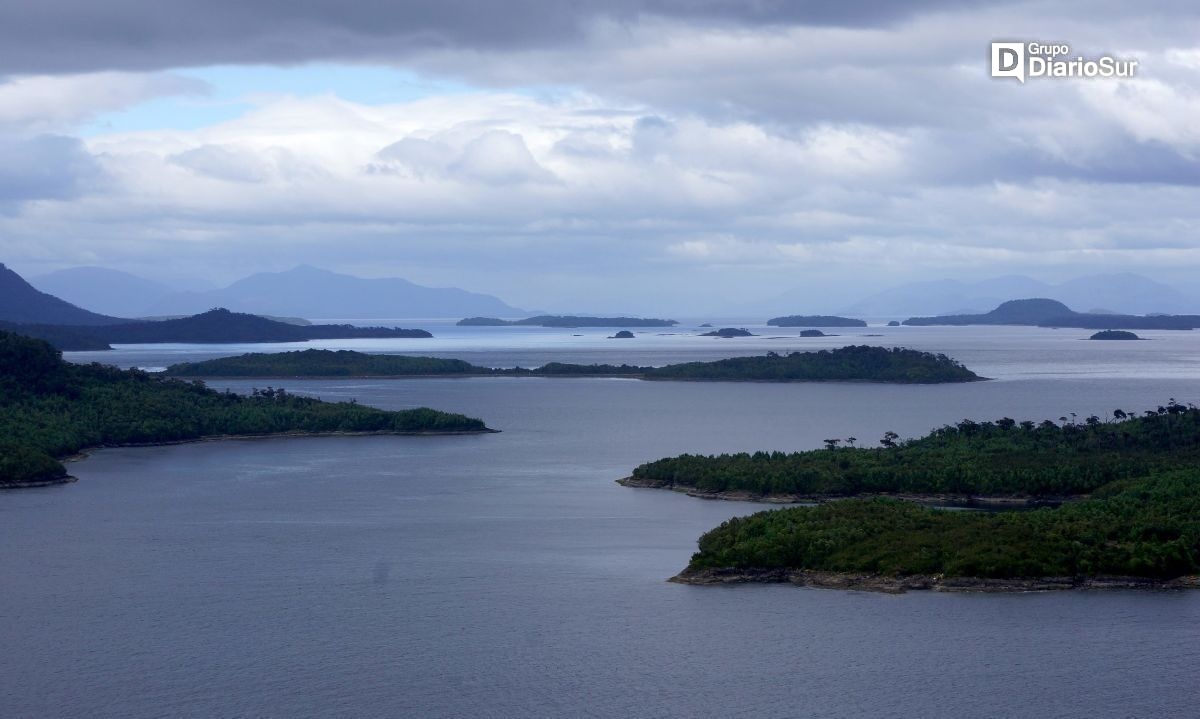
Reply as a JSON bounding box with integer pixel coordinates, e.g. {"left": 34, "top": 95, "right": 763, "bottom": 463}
{"left": 0, "top": 0, "right": 1001, "bottom": 74}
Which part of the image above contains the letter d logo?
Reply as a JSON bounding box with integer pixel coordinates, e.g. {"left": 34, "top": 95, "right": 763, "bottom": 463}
{"left": 991, "top": 42, "right": 1025, "bottom": 83}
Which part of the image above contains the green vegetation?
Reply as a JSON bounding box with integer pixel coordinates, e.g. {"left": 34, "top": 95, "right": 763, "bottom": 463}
{"left": 458, "top": 315, "right": 677, "bottom": 327}
{"left": 651, "top": 401, "right": 1200, "bottom": 583}
{"left": 0, "top": 332, "right": 488, "bottom": 488}
{"left": 1090, "top": 330, "right": 1141, "bottom": 340}
{"left": 630, "top": 403, "right": 1198, "bottom": 498}
{"left": 641, "top": 346, "right": 979, "bottom": 383}
{"left": 767, "top": 315, "right": 867, "bottom": 327}
{"left": 165, "top": 346, "right": 981, "bottom": 384}
{"left": 686, "top": 469, "right": 1200, "bottom": 581}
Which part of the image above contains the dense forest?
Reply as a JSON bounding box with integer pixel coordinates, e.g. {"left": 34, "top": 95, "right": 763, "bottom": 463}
{"left": 0, "top": 332, "right": 488, "bottom": 488}
{"left": 684, "top": 468, "right": 1200, "bottom": 581}
{"left": 629, "top": 402, "right": 1200, "bottom": 498}
{"left": 642, "top": 401, "right": 1200, "bottom": 584}
{"left": 165, "top": 346, "right": 981, "bottom": 384}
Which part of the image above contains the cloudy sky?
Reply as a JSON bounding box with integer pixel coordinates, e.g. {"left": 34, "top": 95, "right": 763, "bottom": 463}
{"left": 1, "top": 0, "right": 1198, "bottom": 313}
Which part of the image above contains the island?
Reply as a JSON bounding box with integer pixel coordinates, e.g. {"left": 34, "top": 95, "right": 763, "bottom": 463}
{"left": 458, "top": 315, "right": 677, "bottom": 328}
{"left": 798, "top": 329, "right": 828, "bottom": 337}
{"left": 767, "top": 315, "right": 867, "bottom": 327}
{"left": 887, "top": 321, "right": 901, "bottom": 327}
{"left": 0, "top": 332, "right": 490, "bottom": 489}
{"left": 700, "top": 327, "right": 754, "bottom": 337}
{"left": 2, "top": 308, "right": 432, "bottom": 350}
{"left": 1089, "top": 330, "right": 1141, "bottom": 340}
{"left": 622, "top": 401, "right": 1200, "bottom": 591}
{"left": 904, "top": 298, "right": 1200, "bottom": 330}
{"left": 610, "top": 330, "right": 635, "bottom": 339}
{"left": 164, "top": 346, "right": 983, "bottom": 384}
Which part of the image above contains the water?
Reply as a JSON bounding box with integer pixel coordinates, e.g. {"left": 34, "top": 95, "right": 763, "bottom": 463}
{"left": 4, "top": 327, "right": 1200, "bottom": 717}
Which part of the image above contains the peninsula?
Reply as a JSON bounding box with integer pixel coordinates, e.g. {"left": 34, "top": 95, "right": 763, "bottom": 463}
{"left": 0, "top": 331, "right": 489, "bottom": 489}
{"left": 626, "top": 401, "right": 1200, "bottom": 591}
{"left": 457, "top": 315, "right": 677, "bottom": 327}
{"left": 164, "top": 346, "right": 983, "bottom": 384}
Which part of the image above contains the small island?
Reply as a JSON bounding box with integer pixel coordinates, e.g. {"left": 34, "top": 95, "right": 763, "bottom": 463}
{"left": 887, "top": 321, "right": 901, "bottom": 327}
{"left": 458, "top": 315, "right": 677, "bottom": 328}
{"left": 700, "top": 327, "right": 754, "bottom": 338}
{"left": 165, "top": 346, "right": 983, "bottom": 384}
{"left": 610, "top": 330, "right": 635, "bottom": 339}
{"left": 1089, "top": 330, "right": 1141, "bottom": 340}
{"left": 624, "top": 401, "right": 1200, "bottom": 592}
{"left": 798, "top": 329, "right": 828, "bottom": 337}
{"left": 767, "top": 315, "right": 867, "bottom": 328}
{"left": 0, "top": 332, "right": 490, "bottom": 489}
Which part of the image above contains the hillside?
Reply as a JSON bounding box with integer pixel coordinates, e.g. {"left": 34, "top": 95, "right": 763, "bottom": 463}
{"left": 29, "top": 267, "right": 193, "bottom": 318}
{"left": 0, "top": 263, "right": 125, "bottom": 326}
{"left": 0, "top": 331, "right": 490, "bottom": 488}
{"left": 904, "top": 298, "right": 1200, "bottom": 329}
{"left": 164, "top": 346, "right": 981, "bottom": 384}
{"left": 146, "top": 265, "right": 526, "bottom": 318}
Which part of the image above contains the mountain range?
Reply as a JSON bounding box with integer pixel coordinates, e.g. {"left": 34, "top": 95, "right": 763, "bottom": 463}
{"left": 29, "top": 264, "right": 526, "bottom": 320}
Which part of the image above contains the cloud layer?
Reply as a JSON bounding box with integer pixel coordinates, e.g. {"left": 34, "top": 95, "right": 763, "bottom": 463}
{"left": 0, "top": 1, "right": 1198, "bottom": 311}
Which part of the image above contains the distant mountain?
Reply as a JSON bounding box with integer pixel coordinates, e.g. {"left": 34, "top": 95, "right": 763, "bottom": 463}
{"left": 904, "top": 298, "right": 1200, "bottom": 330}
{"left": 904, "top": 298, "right": 1076, "bottom": 326}
{"left": 29, "top": 267, "right": 182, "bottom": 318}
{"left": 0, "top": 321, "right": 111, "bottom": 351}
{"left": 147, "top": 265, "right": 526, "bottom": 319}
{"left": 0, "top": 263, "right": 124, "bottom": 326}
{"left": 843, "top": 273, "right": 1195, "bottom": 317}
{"left": 458, "top": 315, "right": 677, "bottom": 327}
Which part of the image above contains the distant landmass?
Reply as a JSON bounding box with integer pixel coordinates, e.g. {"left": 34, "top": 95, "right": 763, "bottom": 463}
{"left": 164, "top": 346, "right": 982, "bottom": 384}
{"left": 1089, "top": 330, "right": 1141, "bottom": 340}
{"left": 841, "top": 273, "right": 1196, "bottom": 317}
{"left": 458, "top": 315, "right": 677, "bottom": 327}
{"left": 903, "top": 298, "right": 1200, "bottom": 330}
{"left": 143, "top": 265, "right": 526, "bottom": 319}
{"left": 29, "top": 267, "right": 207, "bottom": 318}
{"left": 701, "top": 328, "right": 754, "bottom": 337}
{"left": 767, "top": 315, "right": 866, "bottom": 327}
{"left": 0, "top": 263, "right": 124, "bottom": 326}
{"left": 6, "top": 309, "right": 432, "bottom": 350}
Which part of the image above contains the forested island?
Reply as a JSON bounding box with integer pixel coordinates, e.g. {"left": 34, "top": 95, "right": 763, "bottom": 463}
{"left": 700, "top": 327, "right": 754, "bottom": 337}
{"left": 164, "top": 346, "right": 982, "bottom": 384}
{"left": 1090, "top": 330, "right": 1141, "bottom": 340}
{"left": 457, "top": 315, "right": 677, "bottom": 327}
{"left": 0, "top": 332, "right": 489, "bottom": 488}
{"left": 626, "top": 401, "right": 1200, "bottom": 591}
{"left": 904, "top": 298, "right": 1200, "bottom": 330}
{"left": 2, "top": 308, "right": 432, "bottom": 350}
{"left": 767, "top": 315, "right": 867, "bottom": 327}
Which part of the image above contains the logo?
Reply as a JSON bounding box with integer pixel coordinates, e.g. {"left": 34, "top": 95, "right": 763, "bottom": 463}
{"left": 990, "top": 42, "right": 1138, "bottom": 83}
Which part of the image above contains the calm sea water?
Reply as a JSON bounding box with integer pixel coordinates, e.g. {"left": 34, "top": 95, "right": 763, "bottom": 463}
{"left": 4, "top": 325, "right": 1200, "bottom": 717}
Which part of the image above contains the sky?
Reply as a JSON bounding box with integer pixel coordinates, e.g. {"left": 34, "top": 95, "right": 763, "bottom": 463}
{"left": 0, "top": 0, "right": 1198, "bottom": 314}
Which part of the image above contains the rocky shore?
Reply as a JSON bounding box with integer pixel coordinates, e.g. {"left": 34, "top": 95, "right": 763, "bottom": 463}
{"left": 670, "top": 567, "right": 1200, "bottom": 593}
{"left": 616, "top": 476, "right": 1075, "bottom": 508}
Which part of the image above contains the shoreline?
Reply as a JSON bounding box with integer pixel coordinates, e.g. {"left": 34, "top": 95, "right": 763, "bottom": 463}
{"left": 670, "top": 567, "right": 1200, "bottom": 593}
{"left": 166, "top": 373, "right": 988, "bottom": 385}
{"left": 615, "top": 476, "right": 1077, "bottom": 508}
{"left": 2, "top": 428, "right": 496, "bottom": 491}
